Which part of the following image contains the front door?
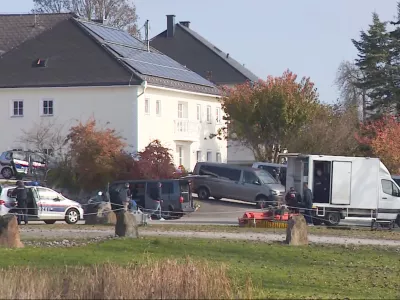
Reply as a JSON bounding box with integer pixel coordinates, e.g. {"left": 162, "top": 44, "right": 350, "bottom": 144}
{"left": 238, "top": 170, "right": 263, "bottom": 202}
{"left": 379, "top": 179, "right": 400, "bottom": 219}
{"left": 36, "top": 187, "right": 64, "bottom": 219}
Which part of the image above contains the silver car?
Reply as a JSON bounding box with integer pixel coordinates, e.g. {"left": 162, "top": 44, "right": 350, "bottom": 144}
{"left": 190, "top": 162, "right": 285, "bottom": 208}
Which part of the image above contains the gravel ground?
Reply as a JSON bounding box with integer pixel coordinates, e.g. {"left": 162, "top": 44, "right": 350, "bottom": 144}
{"left": 19, "top": 228, "right": 400, "bottom": 247}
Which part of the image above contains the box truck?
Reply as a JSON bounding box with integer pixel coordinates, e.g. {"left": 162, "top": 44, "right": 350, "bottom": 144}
{"left": 282, "top": 154, "right": 400, "bottom": 226}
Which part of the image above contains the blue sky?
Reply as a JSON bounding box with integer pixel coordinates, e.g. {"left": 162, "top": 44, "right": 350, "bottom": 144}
{"left": 1, "top": 0, "right": 397, "bottom": 103}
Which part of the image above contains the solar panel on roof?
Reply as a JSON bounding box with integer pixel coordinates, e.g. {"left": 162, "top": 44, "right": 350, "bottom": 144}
{"left": 110, "top": 44, "right": 186, "bottom": 70}
{"left": 81, "top": 21, "right": 146, "bottom": 50}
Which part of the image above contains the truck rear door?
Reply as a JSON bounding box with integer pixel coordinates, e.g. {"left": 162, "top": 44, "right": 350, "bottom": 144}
{"left": 179, "top": 180, "right": 193, "bottom": 211}
{"left": 331, "top": 161, "right": 352, "bottom": 205}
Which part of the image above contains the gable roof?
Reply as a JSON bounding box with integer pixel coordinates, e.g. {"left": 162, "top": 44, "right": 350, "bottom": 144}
{"left": 151, "top": 20, "right": 259, "bottom": 85}
{"left": 0, "top": 13, "right": 219, "bottom": 95}
{"left": 176, "top": 23, "right": 259, "bottom": 83}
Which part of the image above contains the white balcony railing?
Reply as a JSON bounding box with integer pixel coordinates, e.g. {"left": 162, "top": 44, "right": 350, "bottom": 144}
{"left": 173, "top": 119, "right": 201, "bottom": 141}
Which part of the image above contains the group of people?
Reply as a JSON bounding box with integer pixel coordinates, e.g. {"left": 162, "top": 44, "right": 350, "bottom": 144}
{"left": 285, "top": 182, "right": 314, "bottom": 226}
{"left": 108, "top": 182, "right": 165, "bottom": 220}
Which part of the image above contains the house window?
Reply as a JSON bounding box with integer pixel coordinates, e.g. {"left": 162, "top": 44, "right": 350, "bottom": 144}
{"left": 196, "top": 104, "right": 201, "bottom": 122}
{"left": 216, "top": 107, "right": 221, "bottom": 123}
{"left": 145, "top": 98, "right": 150, "bottom": 114}
{"left": 206, "top": 105, "right": 211, "bottom": 123}
{"left": 177, "top": 146, "right": 183, "bottom": 166}
{"left": 216, "top": 152, "right": 221, "bottom": 162}
{"left": 196, "top": 151, "right": 202, "bottom": 162}
{"left": 12, "top": 100, "right": 23, "bottom": 116}
{"left": 178, "top": 102, "right": 188, "bottom": 118}
{"left": 156, "top": 100, "right": 161, "bottom": 116}
{"left": 206, "top": 151, "right": 212, "bottom": 162}
{"left": 42, "top": 99, "right": 54, "bottom": 116}
{"left": 43, "top": 148, "right": 54, "bottom": 156}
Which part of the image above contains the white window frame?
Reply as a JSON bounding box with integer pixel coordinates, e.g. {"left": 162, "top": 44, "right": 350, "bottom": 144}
{"left": 216, "top": 152, "right": 221, "bottom": 162}
{"left": 43, "top": 148, "right": 54, "bottom": 156}
{"left": 145, "top": 98, "right": 150, "bottom": 115}
{"left": 206, "top": 105, "right": 211, "bottom": 123}
{"left": 41, "top": 99, "right": 54, "bottom": 116}
{"left": 196, "top": 150, "right": 202, "bottom": 162}
{"left": 178, "top": 102, "right": 188, "bottom": 119}
{"left": 156, "top": 100, "right": 161, "bottom": 117}
{"left": 11, "top": 100, "right": 24, "bottom": 117}
{"left": 196, "top": 104, "right": 202, "bottom": 122}
{"left": 216, "top": 107, "right": 221, "bottom": 123}
{"left": 206, "top": 151, "right": 212, "bottom": 162}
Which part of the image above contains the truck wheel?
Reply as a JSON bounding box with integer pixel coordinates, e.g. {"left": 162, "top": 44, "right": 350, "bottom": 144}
{"left": 324, "top": 212, "right": 340, "bottom": 226}
{"left": 395, "top": 215, "right": 400, "bottom": 228}
{"left": 1, "top": 167, "right": 13, "bottom": 179}
{"left": 197, "top": 187, "right": 210, "bottom": 200}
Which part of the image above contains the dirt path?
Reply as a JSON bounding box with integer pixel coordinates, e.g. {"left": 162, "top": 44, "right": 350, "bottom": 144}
{"left": 20, "top": 228, "right": 400, "bottom": 247}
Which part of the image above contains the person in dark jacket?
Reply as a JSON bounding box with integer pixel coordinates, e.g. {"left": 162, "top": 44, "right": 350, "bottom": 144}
{"left": 303, "top": 183, "right": 314, "bottom": 226}
{"left": 109, "top": 187, "right": 123, "bottom": 212}
{"left": 11, "top": 181, "right": 28, "bottom": 225}
{"left": 285, "top": 187, "right": 301, "bottom": 213}
{"left": 150, "top": 182, "right": 164, "bottom": 221}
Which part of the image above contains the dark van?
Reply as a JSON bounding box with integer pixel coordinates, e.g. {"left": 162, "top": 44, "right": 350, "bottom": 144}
{"left": 109, "top": 179, "right": 194, "bottom": 218}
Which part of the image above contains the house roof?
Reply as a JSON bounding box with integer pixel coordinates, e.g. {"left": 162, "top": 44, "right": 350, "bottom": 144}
{"left": 0, "top": 13, "right": 219, "bottom": 95}
{"left": 151, "top": 20, "right": 259, "bottom": 85}
{"left": 176, "top": 24, "right": 259, "bottom": 83}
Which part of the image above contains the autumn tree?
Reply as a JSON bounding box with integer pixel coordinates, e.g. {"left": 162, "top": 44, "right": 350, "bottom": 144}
{"left": 65, "top": 118, "right": 126, "bottom": 191}
{"left": 126, "top": 140, "right": 176, "bottom": 180}
{"left": 356, "top": 115, "right": 400, "bottom": 173}
{"left": 33, "top": 0, "right": 140, "bottom": 37}
{"left": 286, "top": 102, "right": 360, "bottom": 156}
{"left": 219, "top": 70, "right": 319, "bottom": 162}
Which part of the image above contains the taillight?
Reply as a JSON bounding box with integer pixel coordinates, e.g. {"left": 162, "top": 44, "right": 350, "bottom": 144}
{"left": 0, "top": 200, "right": 5, "bottom": 205}
{"left": 179, "top": 196, "right": 184, "bottom": 203}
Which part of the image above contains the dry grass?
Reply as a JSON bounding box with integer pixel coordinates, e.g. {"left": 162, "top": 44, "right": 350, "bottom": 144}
{"left": 0, "top": 259, "right": 251, "bottom": 299}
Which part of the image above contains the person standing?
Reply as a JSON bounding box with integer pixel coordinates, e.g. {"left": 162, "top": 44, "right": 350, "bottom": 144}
{"left": 303, "top": 182, "right": 314, "bottom": 226}
{"left": 11, "top": 181, "right": 28, "bottom": 225}
{"left": 150, "top": 182, "right": 164, "bottom": 221}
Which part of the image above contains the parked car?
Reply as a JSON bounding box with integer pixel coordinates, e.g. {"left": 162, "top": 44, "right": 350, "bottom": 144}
{"left": 0, "top": 183, "right": 83, "bottom": 224}
{"left": 190, "top": 162, "right": 285, "bottom": 208}
{"left": 109, "top": 179, "right": 194, "bottom": 219}
{"left": 0, "top": 150, "right": 47, "bottom": 179}
{"left": 252, "top": 162, "right": 287, "bottom": 186}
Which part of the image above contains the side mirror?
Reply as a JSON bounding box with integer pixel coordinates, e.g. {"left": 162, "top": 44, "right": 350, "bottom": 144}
{"left": 253, "top": 180, "right": 261, "bottom": 185}
{"left": 53, "top": 197, "right": 60, "bottom": 201}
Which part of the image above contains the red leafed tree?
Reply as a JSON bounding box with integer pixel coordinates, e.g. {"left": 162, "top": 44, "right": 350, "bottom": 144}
{"left": 67, "top": 118, "right": 126, "bottom": 191}
{"left": 128, "top": 140, "right": 176, "bottom": 180}
{"left": 356, "top": 115, "right": 400, "bottom": 173}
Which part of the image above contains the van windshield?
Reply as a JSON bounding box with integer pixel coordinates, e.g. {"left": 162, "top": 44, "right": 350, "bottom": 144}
{"left": 255, "top": 169, "right": 278, "bottom": 184}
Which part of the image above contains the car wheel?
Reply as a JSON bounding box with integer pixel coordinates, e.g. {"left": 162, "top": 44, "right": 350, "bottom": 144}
{"left": 324, "top": 212, "right": 340, "bottom": 226}
{"left": 256, "top": 196, "right": 268, "bottom": 209}
{"left": 197, "top": 187, "right": 210, "bottom": 200}
{"left": 65, "top": 208, "right": 79, "bottom": 224}
{"left": 1, "top": 167, "right": 13, "bottom": 179}
{"left": 44, "top": 220, "right": 56, "bottom": 225}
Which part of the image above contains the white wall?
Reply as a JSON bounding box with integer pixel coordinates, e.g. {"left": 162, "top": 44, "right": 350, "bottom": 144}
{"left": 138, "top": 86, "right": 227, "bottom": 171}
{"left": 227, "top": 140, "right": 255, "bottom": 165}
{"left": 0, "top": 86, "right": 138, "bottom": 153}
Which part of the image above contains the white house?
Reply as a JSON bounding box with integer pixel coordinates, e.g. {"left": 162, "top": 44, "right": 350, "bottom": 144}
{"left": 0, "top": 13, "right": 226, "bottom": 171}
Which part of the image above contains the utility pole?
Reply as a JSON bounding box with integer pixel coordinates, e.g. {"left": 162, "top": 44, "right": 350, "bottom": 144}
{"left": 145, "top": 20, "right": 150, "bottom": 52}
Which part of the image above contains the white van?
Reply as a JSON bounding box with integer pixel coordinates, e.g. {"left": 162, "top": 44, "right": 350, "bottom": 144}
{"left": 282, "top": 153, "right": 400, "bottom": 226}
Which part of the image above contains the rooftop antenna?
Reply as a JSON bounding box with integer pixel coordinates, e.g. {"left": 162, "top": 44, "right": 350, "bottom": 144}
{"left": 145, "top": 20, "right": 150, "bottom": 52}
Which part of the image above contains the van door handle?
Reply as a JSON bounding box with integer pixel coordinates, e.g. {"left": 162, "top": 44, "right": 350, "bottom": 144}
{"left": 382, "top": 197, "right": 387, "bottom": 199}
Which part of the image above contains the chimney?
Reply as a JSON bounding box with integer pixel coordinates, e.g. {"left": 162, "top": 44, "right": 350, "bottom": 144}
{"left": 179, "top": 21, "right": 190, "bottom": 28}
{"left": 167, "top": 15, "right": 175, "bottom": 38}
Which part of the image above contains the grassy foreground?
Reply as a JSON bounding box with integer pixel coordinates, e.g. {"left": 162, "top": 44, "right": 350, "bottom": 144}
{"left": 1, "top": 237, "right": 400, "bottom": 299}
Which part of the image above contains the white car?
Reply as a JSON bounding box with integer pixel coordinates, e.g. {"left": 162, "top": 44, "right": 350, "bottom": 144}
{"left": 0, "top": 185, "right": 84, "bottom": 224}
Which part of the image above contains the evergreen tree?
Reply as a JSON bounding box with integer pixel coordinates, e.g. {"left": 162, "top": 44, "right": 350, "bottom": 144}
{"left": 352, "top": 13, "right": 390, "bottom": 117}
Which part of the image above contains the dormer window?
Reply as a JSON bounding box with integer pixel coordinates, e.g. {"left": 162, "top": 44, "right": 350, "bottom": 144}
{"left": 32, "top": 58, "right": 47, "bottom": 68}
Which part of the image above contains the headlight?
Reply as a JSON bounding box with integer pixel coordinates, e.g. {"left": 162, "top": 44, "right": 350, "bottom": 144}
{"left": 271, "top": 190, "right": 278, "bottom": 196}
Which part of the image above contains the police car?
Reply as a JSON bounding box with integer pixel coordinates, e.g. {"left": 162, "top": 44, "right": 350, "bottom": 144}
{"left": 0, "top": 182, "right": 84, "bottom": 224}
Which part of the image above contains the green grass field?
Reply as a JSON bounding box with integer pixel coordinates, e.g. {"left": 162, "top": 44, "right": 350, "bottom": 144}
{"left": 2, "top": 237, "right": 399, "bottom": 299}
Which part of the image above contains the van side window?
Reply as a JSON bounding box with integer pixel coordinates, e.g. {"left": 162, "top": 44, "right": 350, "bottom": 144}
{"left": 243, "top": 171, "right": 259, "bottom": 184}
{"left": 161, "top": 182, "right": 174, "bottom": 194}
{"left": 382, "top": 180, "right": 395, "bottom": 196}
